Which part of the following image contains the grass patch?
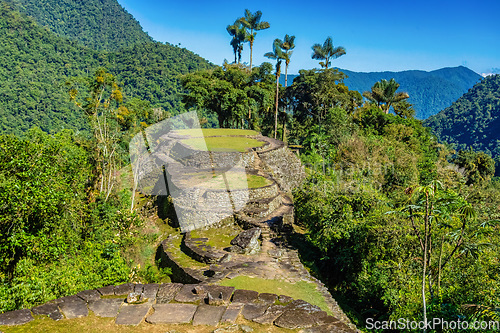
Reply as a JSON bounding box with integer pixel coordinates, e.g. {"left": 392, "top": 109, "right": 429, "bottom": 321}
{"left": 182, "top": 171, "right": 271, "bottom": 190}
{"left": 0, "top": 312, "right": 298, "bottom": 332}
{"left": 219, "top": 276, "right": 332, "bottom": 314}
{"left": 182, "top": 136, "right": 264, "bottom": 152}
{"left": 190, "top": 224, "right": 241, "bottom": 249}
{"left": 173, "top": 128, "right": 259, "bottom": 137}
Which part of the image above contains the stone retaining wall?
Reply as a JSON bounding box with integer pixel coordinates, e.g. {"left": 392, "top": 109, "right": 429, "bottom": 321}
{"left": 170, "top": 141, "right": 257, "bottom": 169}
{"left": 0, "top": 282, "right": 356, "bottom": 332}
{"left": 159, "top": 237, "right": 206, "bottom": 284}
{"left": 182, "top": 232, "right": 225, "bottom": 264}
{"left": 258, "top": 145, "right": 306, "bottom": 192}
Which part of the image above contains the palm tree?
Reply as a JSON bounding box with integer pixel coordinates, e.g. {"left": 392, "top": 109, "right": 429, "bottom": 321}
{"left": 276, "top": 34, "right": 295, "bottom": 142}
{"left": 264, "top": 39, "right": 284, "bottom": 139}
{"left": 311, "top": 36, "right": 345, "bottom": 69}
{"left": 363, "top": 78, "right": 410, "bottom": 114}
{"left": 226, "top": 20, "right": 247, "bottom": 64}
{"left": 278, "top": 34, "right": 295, "bottom": 88}
{"left": 239, "top": 9, "right": 270, "bottom": 70}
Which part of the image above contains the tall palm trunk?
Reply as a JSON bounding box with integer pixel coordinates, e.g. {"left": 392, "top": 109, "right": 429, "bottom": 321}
{"left": 283, "top": 63, "right": 289, "bottom": 142}
{"left": 249, "top": 38, "right": 253, "bottom": 70}
{"left": 274, "top": 70, "right": 280, "bottom": 139}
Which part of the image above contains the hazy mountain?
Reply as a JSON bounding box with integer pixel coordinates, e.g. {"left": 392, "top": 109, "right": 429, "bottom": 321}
{"left": 281, "top": 66, "right": 482, "bottom": 119}
{"left": 424, "top": 74, "right": 500, "bottom": 156}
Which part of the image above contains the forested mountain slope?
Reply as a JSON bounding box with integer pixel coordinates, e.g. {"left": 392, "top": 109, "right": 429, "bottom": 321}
{"left": 0, "top": 2, "right": 100, "bottom": 135}
{"left": 424, "top": 74, "right": 500, "bottom": 156}
{"left": 0, "top": 3, "right": 212, "bottom": 136}
{"left": 5, "top": 0, "right": 152, "bottom": 51}
{"left": 281, "top": 66, "right": 482, "bottom": 119}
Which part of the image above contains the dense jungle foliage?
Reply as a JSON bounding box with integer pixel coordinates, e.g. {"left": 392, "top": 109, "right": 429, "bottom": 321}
{"left": 5, "top": 0, "right": 152, "bottom": 51}
{"left": 0, "top": 2, "right": 212, "bottom": 136}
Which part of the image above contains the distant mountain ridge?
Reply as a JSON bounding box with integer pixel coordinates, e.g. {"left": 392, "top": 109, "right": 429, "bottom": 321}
{"left": 424, "top": 74, "right": 500, "bottom": 157}
{"left": 4, "top": 0, "right": 153, "bottom": 51}
{"left": 280, "top": 66, "right": 482, "bottom": 119}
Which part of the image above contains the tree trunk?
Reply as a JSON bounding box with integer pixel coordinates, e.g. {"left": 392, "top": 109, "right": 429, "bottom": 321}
{"left": 250, "top": 39, "right": 254, "bottom": 70}
{"left": 422, "top": 192, "right": 429, "bottom": 330}
{"left": 285, "top": 65, "right": 288, "bottom": 88}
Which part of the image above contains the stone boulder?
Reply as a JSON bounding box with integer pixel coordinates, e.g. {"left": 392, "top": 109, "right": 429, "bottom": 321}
{"left": 229, "top": 228, "right": 261, "bottom": 254}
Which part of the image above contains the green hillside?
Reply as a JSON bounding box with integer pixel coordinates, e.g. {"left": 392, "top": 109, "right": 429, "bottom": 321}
{"left": 0, "top": 2, "right": 212, "bottom": 136}
{"left": 5, "top": 0, "right": 152, "bottom": 51}
{"left": 424, "top": 74, "right": 500, "bottom": 156}
{"left": 0, "top": 2, "right": 99, "bottom": 135}
{"left": 281, "top": 66, "right": 482, "bottom": 119}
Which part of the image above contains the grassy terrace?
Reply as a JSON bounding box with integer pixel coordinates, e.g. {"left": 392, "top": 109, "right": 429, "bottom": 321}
{"left": 172, "top": 128, "right": 265, "bottom": 153}
{"left": 173, "top": 128, "right": 259, "bottom": 137}
{"left": 182, "top": 136, "right": 264, "bottom": 152}
{"left": 219, "top": 276, "right": 332, "bottom": 315}
{"left": 181, "top": 170, "right": 272, "bottom": 190}
{"left": 190, "top": 223, "right": 242, "bottom": 248}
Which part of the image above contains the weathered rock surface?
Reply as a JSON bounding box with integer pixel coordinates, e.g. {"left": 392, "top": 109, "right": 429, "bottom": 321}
{"left": 115, "top": 304, "right": 150, "bottom": 326}
{"left": 174, "top": 284, "right": 205, "bottom": 303}
{"left": 192, "top": 304, "right": 226, "bottom": 326}
{"left": 142, "top": 283, "right": 160, "bottom": 303}
{"left": 0, "top": 309, "right": 33, "bottom": 326}
{"left": 146, "top": 303, "right": 197, "bottom": 324}
{"left": 221, "top": 303, "right": 243, "bottom": 323}
{"left": 156, "top": 282, "right": 183, "bottom": 303}
{"left": 96, "top": 285, "right": 115, "bottom": 296}
{"left": 88, "top": 299, "right": 123, "bottom": 318}
{"left": 77, "top": 289, "right": 101, "bottom": 302}
{"left": 231, "top": 289, "right": 259, "bottom": 303}
{"left": 59, "top": 299, "right": 88, "bottom": 319}
{"left": 114, "top": 283, "right": 135, "bottom": 296}
{"left": 229, "top": 228, "right": 261, "bottom": 254}
{"left": 252, "top": 304, "right": 286, "bottom": 324}
{"left": 274, "top": 300, "right": 324, "bottom": 329}
{"left": 31, "top": 303, "right": 63, "bottom": 320}
{"left": 241, "top": 303, "right": 269, "bottom": 320}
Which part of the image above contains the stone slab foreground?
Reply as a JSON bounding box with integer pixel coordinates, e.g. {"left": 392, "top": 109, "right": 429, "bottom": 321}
{"left": 115, "top": 304, "right": 150, "bottom": 326}
{"left": 88, "top": 299, "right": 123, "bottom": 318}
{"left": 0, "top": 282, "right": 357, "bottom": 332}
{"left": 59, "top": 299, "right": 88, "bottom": 319}
{"left": 0, "top": 309, "right": 33, "bottom": 326}
{"left": 192, "top": 305, "right": 226, "bottom": 326}
{"left": 146, "top": 303, "right": 198, "bottom": 324}
{"left": 31, "top": 303, "right": 63, "bottom": 321}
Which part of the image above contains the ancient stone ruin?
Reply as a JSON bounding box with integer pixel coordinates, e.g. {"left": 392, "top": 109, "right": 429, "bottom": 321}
{"left": 0, "top": 121, "right": 358, "bottom": 332}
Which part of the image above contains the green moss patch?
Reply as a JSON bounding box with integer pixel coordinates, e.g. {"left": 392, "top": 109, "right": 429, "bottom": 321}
{"left": 190, "top": 224, "right": 242, "bottom": 249}
{"left": 173, "top": 128, "right": 259, "bottom": 137}
{"left": 219, "top": 276, "right": 332, "bottom": 314}
{"left": 182, "top": 170, "right": 271, "bottom": 190}
{"left": 182, "top": 136, "right": 264, "bottom": 152}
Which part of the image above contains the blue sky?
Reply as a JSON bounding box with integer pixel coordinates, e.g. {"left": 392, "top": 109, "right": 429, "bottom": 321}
{"left": 117, "top": 0, "right": 500, "bottom": 75}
